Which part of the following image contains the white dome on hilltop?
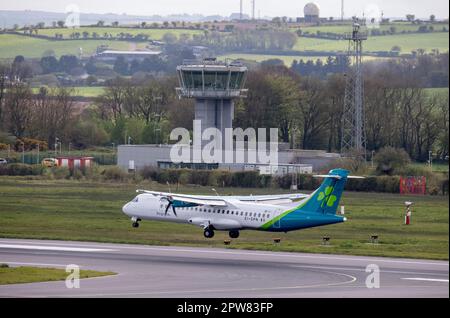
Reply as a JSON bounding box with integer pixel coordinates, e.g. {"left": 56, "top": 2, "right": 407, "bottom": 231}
{"left": 304, "top": 2, "right": 320, "bottom": 16}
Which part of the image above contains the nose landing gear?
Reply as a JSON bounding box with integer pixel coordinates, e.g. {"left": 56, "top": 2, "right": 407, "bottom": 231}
{"left": 131, "top": 217, "right": 141, "bottom": 228}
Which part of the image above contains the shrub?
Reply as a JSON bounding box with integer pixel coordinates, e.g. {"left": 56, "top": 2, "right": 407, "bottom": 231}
{"left": 190, "top": 170, "right": 212, "bottom": 186}
{"left": 374, "top": 147, "right": 411, "bottom": 175}
{"left": 71, "top": 169, "right": 85, "bottom": 180}
{"left": 140, "top": 165, "right": 160, "bottom": 181}
{"left": 3, "top": 163, "right": 34, "bottom": 176}
{"left": 213, "top": 170, "right": 233, "bottom": 187}
{"left": 230, "top": 171, "right": 259, "bottom": 188}
{"left": 178, "top": 171, "right": 191, "bottom": 185}
{"left": 50, "top": 166, "right": 71, "bottom": 179}
{"left": 102, "top": 166, "right": 127, "bottom": 181}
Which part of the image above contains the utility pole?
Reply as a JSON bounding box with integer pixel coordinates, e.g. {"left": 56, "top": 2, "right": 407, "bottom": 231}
{"left": 341, "top": 0, "right": 344, "bottom": 21}
{"left": 429, "top": 151, "right": 433, "bottom": 171}
{"left": 21, "top": 142, "right": 25, "bottom": 163}
{"left": 54, "top": 137, "right": 59, "bottom": 156}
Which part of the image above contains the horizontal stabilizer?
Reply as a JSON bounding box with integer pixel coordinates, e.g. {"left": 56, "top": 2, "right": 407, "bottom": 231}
{"left": 313, "top": 175, "right": 365, "bottom": 179}
{"left": 313, "top": 174, "right": 343, "bottom": 179}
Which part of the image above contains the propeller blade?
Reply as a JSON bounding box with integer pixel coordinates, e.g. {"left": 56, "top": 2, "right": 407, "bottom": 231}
{"left": 172, "top": 205, "right": 177, "bottom": 217}
{"left": 165, "top": 201, "right": 172, "bottom": 215}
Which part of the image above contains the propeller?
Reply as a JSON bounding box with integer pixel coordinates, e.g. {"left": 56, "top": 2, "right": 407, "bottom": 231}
{"left": 163, "top": 197, "right": 177, "bottom": 217}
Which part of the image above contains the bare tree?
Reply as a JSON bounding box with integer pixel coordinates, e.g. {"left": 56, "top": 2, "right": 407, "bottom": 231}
{"left": 4, "top": 83, "right": 33, "bottom": 138}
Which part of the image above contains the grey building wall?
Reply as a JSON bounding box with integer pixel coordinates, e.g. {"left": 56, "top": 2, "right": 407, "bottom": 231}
{"left": 117, "top": 144, "right": 341, "bottom": 172}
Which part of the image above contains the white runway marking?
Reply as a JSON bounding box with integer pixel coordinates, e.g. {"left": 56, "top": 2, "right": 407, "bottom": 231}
{"left": 402, "top": 278, "right": 449, "bottom": 283}
{"left": 0, "top": 244, "right": 115, "bottom": 253}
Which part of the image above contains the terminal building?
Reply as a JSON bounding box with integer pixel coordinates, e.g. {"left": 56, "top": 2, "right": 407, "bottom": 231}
{"left": 117, "top": 58, "right": 340, "bottom": 175}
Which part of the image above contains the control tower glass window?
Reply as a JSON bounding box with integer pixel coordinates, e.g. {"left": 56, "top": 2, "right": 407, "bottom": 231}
{"left": 229, "top": 72, "right": 244, "bottom": 89}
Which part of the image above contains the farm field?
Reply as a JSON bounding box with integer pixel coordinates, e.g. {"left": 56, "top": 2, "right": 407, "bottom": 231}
{"left": 298, "top": 22, "right": 449, "bottom": 35}
{"left": 0, "top": 34, "right": 143, "bottom": 59}
{"left": 31, "top": 86, "right": 106, "bottom": 97}
{"left": 0, "top": 177, "right": 447, "bottom": 260}
{"left": 293, "top": 32, "right": 449, "bottom": 53}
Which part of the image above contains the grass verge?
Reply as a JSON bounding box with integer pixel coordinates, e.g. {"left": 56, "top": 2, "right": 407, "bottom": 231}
{"left": 0, "top": 177, "right": 448, "bottom": 260}
{"left": 0, "top": 265, "right": 115, "bottom": 285}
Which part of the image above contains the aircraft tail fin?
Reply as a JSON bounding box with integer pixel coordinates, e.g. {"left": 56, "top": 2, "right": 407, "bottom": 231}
{"left": 297, "top": 169, "right": 350, "bottom": 215}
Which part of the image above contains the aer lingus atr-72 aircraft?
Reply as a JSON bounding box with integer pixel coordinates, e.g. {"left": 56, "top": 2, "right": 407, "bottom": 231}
{"left": 122, "top": 169, "right": 360, "bottom": 239}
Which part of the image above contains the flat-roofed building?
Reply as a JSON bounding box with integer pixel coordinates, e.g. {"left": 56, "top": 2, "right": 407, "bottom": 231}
{"left": 94, "top": 50, "right": 162, "bottom": 62}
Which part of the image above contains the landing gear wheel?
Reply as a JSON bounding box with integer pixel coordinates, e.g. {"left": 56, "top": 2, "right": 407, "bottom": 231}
{"left": 229, "top": 230, "right": 239, "bottom": 239}
{"left": 132, "top": 222, "right": 139, "bottom": 228}
{"left": 204, "top": 228, "right": 215, "bottom": 238}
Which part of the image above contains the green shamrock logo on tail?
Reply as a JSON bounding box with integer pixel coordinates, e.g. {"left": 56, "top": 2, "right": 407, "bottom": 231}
{"left": 317, "top": 186, "right": 337, "bottom": 207}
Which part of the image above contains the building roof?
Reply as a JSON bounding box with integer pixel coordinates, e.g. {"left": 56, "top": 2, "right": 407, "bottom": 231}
{"left": 98, "top": 50, "right": 161, "bottom": 55}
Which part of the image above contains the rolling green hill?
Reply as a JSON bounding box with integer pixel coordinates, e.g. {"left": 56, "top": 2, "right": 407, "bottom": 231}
{"left": 0, "top": 34, "right": 143, "bottom": 59}
{"left": 293, "top": 32, "right": 449, "bottom": 53}
{"left": 298, "top": 22, "right": 449, "bottom": 35}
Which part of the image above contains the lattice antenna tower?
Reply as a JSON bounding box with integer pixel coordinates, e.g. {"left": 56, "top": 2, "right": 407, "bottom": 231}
{"left": 341, "top": 19, "right": 367, "bottom": 159}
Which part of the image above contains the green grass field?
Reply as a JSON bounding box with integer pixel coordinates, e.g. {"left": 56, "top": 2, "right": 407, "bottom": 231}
{"left": 0, "top": 265, "right": 115, "bottom": 285}
{"left": 0, "top": 34, "right": 142, "bottom": 59}
{"left": 0, "top": 177, "right": 447, "bottom": 260}
{"left": 294, "top": 32, "right": 449, "bottom": 53}
{"left": 1, "top": 25, "right": 448, "bottom": 60}
{"left": 31, "top": 86, "right": 106, "bottom": 97}
{"left": 298, "top": 22, "right": 449, "bottom": 35}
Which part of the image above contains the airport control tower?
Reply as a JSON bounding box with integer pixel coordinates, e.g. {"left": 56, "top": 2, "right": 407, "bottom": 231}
{"left": 176, "top": 58, "right": 248, "bottom": 145}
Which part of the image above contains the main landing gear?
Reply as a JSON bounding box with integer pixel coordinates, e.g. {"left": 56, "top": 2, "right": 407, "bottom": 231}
{"left": 131, "top": 217, "right": 141, "bottom": 228}
{"left": 203, "top": 227, "right": 215, "bottom": 238}
{"left": 229, "top": 230, "right": 240, "bottom": 239}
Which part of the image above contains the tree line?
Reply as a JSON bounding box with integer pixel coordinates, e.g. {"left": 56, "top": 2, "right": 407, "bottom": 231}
{"left": 1, "top": 57, "right": 448, "bottom": 162}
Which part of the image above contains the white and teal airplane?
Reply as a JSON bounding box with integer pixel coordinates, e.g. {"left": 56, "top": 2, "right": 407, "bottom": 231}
{"left": 122, "top": 169, "right": 357, "bottom": 239}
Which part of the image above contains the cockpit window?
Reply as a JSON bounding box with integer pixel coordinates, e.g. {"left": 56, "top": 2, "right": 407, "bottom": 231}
{"left": 132, "top": 196, "right": 139, "bottom": 203}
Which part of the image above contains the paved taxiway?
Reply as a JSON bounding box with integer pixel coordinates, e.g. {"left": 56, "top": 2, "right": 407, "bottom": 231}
{"left": 0, "top": 238, "right": 448, "bottom": 298}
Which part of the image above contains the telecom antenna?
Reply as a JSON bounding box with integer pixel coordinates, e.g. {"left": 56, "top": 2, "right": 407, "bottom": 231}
{"left": 341, "top": 20, "right": 367, "bottom": 159}
{"left": 252, "top": 0, "right": 256, "bottom": 20}
{"left": 240, "top": 0, "right": 243, "bottom": 21}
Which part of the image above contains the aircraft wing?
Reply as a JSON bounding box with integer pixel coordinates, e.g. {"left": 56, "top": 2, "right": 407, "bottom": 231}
{"left": 234, "top": 193, "right": 309, "bottom": 203}
{"left": 137, "top": 190, "right": 308, "bottom": 206}
{"left": 137, "top": 190, "right": 228, "bottom": 207}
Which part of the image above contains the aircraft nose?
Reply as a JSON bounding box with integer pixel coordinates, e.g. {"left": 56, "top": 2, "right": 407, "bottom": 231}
{"left": 122, "top": 202, "right": 132, "bottom": 216}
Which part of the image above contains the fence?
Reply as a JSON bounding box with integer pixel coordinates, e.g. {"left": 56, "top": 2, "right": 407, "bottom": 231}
{"left": 400, "top": 176, "right": 427, "bottom": 195}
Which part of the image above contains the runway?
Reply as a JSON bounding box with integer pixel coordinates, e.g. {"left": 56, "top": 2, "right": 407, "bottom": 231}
{"left": 0, "top": 238, "right": 448, "bottom": 298}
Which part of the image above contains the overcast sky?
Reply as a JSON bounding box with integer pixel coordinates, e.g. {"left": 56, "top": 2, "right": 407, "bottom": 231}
{"left": 1, "top": 0, "right": 448, "bottom": 19}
